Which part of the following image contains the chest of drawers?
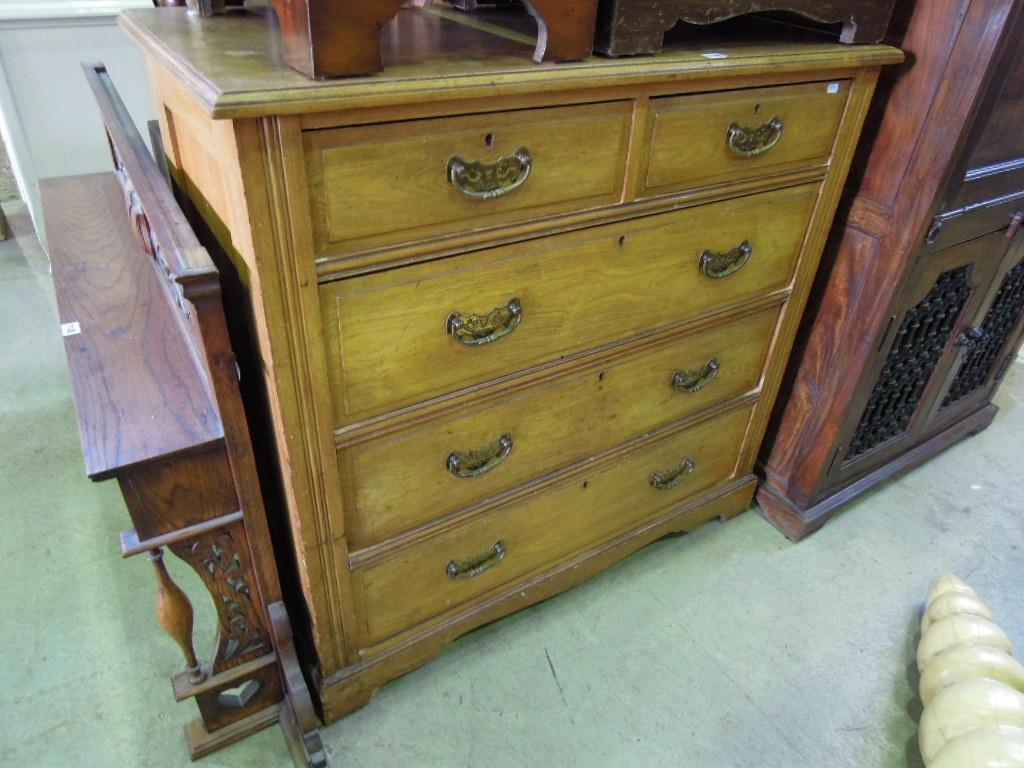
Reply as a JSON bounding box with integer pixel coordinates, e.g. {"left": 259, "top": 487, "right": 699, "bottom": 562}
{"left": 121, "top": 4, "right": 899, "bottom": 720}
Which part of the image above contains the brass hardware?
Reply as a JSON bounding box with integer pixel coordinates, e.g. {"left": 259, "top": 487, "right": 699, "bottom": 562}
{"left": 672, "top": 359, "right": 720, "bottom": 393}
{"left": 651, "top": 458, "right": 697, "bottom": 490}
{"left": 955, "top": 327, "right": 989, "bottom": 348}
{"left": 447, "top": 147, "right": 532, "bottom": 200}
{"left": 446, "top": 298, "right": 522, "bottom": 346}
{"left": 700, "top": 240, "right": 752, "bottom": 279}
{"left": 726, "top": 117, "right": 783, "bottom": 157}
{"left": 446, "top": 541, "right": 506, "bottom": 580}
{"left": 446, "top": 434, "right": 514, "bottom": 478}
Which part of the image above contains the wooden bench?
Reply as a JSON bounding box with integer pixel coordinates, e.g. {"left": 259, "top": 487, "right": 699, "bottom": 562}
{"left": 44, "top": 63, "right": 327, "bottom": 766}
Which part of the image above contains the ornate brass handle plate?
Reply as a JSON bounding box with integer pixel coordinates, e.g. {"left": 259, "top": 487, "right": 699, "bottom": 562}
{"left": 447, "top": 541, "right": 506, "bottom": 581}
{"left": 726, "top": 117, "right": 784, "bottom": 157}
{"left": 700, "top": 240, "right": 752, "bottom": 279}
{"left": 672, "top": 359, "right": 720, "bottom": 393}
{"left": 651, "top": 458, "right": 697, "bottom": 491}
{"left": 446, "top": 434, "right": 514, "bottom": 478}
{"left": 446, "top": 298, "right": 522, "bottom": 346}
{"left": 447, "top": 147, "right": 532, "bottom": 200}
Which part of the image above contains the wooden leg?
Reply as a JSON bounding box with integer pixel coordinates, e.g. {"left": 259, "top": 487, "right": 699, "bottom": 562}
{"left": 521, "top": 0, "right": 597, "bottom": 62}
{"left": 148, "top": 548, "right": 205, "bottom": 684}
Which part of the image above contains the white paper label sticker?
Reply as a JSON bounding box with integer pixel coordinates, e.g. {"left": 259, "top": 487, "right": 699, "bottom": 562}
{"left": 61, "top": 321, "right": 81, "bottom": 337}
{"left": 701, "top": 51, "right": 728, "bottom": 59}
{"left": 827, "top": 82, "right": 841, "bottom": 94}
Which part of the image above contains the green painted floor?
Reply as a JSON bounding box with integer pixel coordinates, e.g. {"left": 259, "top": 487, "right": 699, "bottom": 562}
{"left": 2, "top": 202, "right": 1023, "bottom": 768}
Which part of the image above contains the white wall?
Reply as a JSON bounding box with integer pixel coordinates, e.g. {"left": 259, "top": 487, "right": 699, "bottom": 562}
{"left": 0, "top": 1, "right": 157, "bottom": 238}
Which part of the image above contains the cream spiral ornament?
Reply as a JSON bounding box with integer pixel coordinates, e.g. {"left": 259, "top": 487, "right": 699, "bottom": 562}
{"left": 916, "top": 575, "right": 1024, "bottom": 766}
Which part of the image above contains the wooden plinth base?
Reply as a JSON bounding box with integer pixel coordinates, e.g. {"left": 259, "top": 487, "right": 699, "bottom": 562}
{"left": 315, "top": 476, "right": 756, "bottom": 722}
{"left": 184, "top": 704, "right": 280, "bottom": 759}
{"left": 756, "top": 404, "right": 999, "bottom": 542}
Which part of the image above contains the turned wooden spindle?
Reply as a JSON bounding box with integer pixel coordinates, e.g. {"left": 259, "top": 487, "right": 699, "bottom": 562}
{"left": 148, "top": 548, "right": 205, "bottom": 684}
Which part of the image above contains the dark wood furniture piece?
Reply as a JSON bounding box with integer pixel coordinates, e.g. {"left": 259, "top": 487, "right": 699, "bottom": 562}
{"left": 45, "top": 63, "right": 327, "bottom": 766}
{"left": 184, "top": 0, "right": 598, "bottom": 79}
{"left": 594, "top": 0, "right": 897, "bottom": 55}
{"left": 122, "top": 4, "right": 900, "bottom": 723}
{"left": 758, "top": 0, "right": 1024, "bottom": 541}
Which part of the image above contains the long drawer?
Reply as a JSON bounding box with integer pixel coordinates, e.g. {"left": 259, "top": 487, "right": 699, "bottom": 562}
{"left": 350, "top": 403, "right": 753, "bottom": 647}
{"left": 321, "top": 183, "right": 819, "bottom": 424}
{"left": 304, "top": 101, "right": 633, "bottom": 257}
{"left": 641, "top": 80, "right": 850, "bottom": 198}
{"left": 339, "top": 305, "right": 780, "bottom": 547}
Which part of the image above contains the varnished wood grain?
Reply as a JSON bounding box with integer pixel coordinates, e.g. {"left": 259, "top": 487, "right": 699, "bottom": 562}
{"left": 321, "top": 183, "right": 818, "bottom": 423}
{"left": 339, "top": 305, "right": 779, "bottom": 548}
{"left": 319, "top": 475, "right": 756, "bottom": 719}
{"left": 642, "top": 79, "right": 849, "bottom": 196}
{"left": 351, "top": 403, "right": 753, "bottom": 647}
{"left": 119, "top": 6, "right": 901, "bottom": 119}
{"left": 44, "top": 174, "right": 223, "bottom": 480}
{"left": 304, "top": 101, "right": 632, "bottom": 256}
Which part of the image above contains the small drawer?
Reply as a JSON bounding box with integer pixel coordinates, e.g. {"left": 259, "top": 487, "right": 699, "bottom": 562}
{"left": 641, "top": 80, "right": 850, "bottom": 197}
{"left": 350, "top": 404, "right": 753, "bottom": 647}
{"left": 321, "top": 182, "right": 818, "bottom": 424}
{"left": 304, "top": 102, "right": 632, "bottom": 257}
{"left": 339, "top": 305, "right": 779, "bottom": 547}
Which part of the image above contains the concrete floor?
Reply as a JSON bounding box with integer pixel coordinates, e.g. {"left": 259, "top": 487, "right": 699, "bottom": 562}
{"left": 2, "top": 201, "right": 1023, "bottom": 768}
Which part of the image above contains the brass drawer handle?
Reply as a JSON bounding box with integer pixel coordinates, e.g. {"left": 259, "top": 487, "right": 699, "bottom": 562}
{"left": 447, "top": 147, "right": 532, "bottom": 200}
{"left": 446, "top": 434, "right": 514, "bottom": 478}
{"left": 447, "top": 541, "right": 506, "bottom": 581}
{"left": 700, "top": 240, "right": 752, "bottom": 279}
{"left": 651, "top": 458, "right": 696, "bottom": 491}
{"left": 446, "top": 298, "right": 522, "bottom": 346}
{"left": 672, "top": 359, "right": 720, "bottom": 393}
{"left": 726, "top": 117, "right": 784, "bottom": 158}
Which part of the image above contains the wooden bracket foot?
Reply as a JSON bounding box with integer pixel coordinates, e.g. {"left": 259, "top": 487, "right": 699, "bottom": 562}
{"left": 270, "top": 602, "right": 328, "bottom": 767}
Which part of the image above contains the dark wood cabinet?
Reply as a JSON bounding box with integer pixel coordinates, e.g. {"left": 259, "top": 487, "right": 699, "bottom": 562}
{"left": 758, "top": 0, "right": 1024, "bottom": 540}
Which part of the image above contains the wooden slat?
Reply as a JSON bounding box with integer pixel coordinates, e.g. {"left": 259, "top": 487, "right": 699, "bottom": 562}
{"left": 44, "top": 173, "right": 224, "bottom": 480}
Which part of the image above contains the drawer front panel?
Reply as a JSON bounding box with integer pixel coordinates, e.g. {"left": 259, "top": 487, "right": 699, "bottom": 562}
{"left": 305, "top": 102, "right": 632, "bottom": 256}
{"left": 340, "top": 306, "right": 780, "bottom": 547}
{"left": 352, "top": 404, "right": 753, "bottom": 646}
{"left": 642, "top": 80, "right": 849, "bottom": 197}
{"left": 322, "top": 183, "right": 818, "bottom": 424}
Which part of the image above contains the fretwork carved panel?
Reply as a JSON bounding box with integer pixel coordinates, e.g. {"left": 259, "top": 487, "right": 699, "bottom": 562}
{"left": 846, "top": 266, "right": 972, "bottom": 460}
{"left": 171, "top": 522, "right": 269, "bottom": 672}
{"left": 943, "top": 258, "right": 1024, "bottom": 406}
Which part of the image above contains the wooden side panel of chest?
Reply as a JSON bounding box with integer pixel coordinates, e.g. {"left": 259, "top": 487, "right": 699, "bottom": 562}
{"left": 142, "top": 33, "right": 893, "bottom": 720}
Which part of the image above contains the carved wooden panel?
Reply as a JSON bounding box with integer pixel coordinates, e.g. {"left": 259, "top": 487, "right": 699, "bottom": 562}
{"left": 594, "top": 0, "right": 897, "bottom": 56}
{"left": 170, "top": 521, "right": 270, "bottom": 672}
{"left": 846, "top": 266, "right": 972, "bottom": 461}
{"left": 943, "top": 257, "right": 1024, "bottom": 406}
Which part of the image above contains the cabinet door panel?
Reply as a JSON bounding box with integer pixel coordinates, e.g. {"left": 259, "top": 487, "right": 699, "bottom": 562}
{"left": 830, "top": 233, "right": 1004, "bottom": 483}
{"left": 928, "top": 225, "right": 1024, "bottom": 427}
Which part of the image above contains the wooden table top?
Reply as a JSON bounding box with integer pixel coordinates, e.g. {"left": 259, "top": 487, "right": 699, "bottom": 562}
{"left": 120, "top": 5, "right": 902, "bottom": 119}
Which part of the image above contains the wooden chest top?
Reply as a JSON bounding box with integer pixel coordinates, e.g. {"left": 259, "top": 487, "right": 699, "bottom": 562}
{"left": 119, "top": 5, "right": 900, "bottom": 118}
